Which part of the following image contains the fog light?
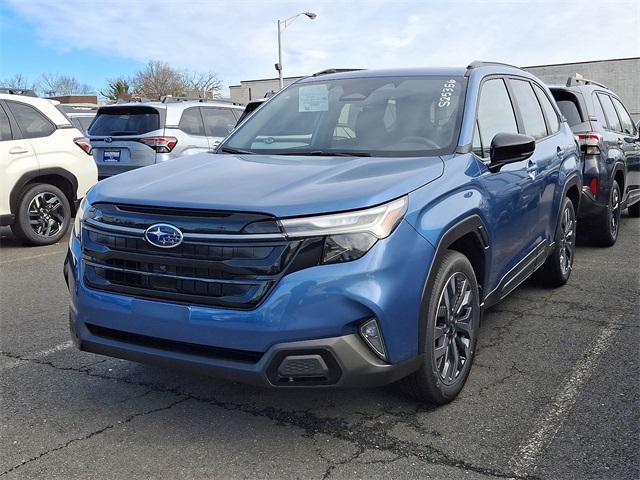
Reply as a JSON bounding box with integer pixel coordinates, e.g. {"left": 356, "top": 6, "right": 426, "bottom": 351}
{"left": 359, "top": 318, "right": 387, "bottom": 361}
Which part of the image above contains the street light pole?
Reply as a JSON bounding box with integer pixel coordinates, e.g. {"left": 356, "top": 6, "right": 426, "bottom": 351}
{"left": 276, "top": 12, "right": 317, "bottom": 90}
{"left": 277, "top": 19, "right": 283, "bottom": 89}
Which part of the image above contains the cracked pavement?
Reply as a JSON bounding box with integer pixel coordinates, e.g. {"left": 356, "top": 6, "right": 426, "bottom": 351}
{"left": 1, "top": 215, "right": 638, "bottom": 480}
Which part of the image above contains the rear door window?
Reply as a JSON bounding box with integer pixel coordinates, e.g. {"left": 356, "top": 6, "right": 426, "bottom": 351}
{"left": 6, "top": 101, "right": 56, "bottom": 138}
{"left": 178, "top": 108, "right": 206, "bottom": 136}
{"left": 532, "top": 84, "right": 559, "bottom": 134}
{"left": 88, "top": 106, "right": 160, "bottom": 136}
{"left": 476, "top": 78, "right": 518, "bottom": 157}
{"left": 597, "top": 93, "right": 622, "bottom": 132}
{"left": 509, "top": 79, "right": 547, "bottom": 139}
{"left": 202, "top": 108, "right": 237, "bottom": 137}
{"left": 610, "top": 97, "right": 636, "bottom": 135}
{"left": 0, "top": 104, "right": 12, "bottom": 141}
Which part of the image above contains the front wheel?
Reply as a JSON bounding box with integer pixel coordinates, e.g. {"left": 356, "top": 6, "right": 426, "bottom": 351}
{"left": 400, "top": 250, "right": 480, "bottom": 405}
{"left": 10, "top": 183, "right": 71, "bottom": 246}
{"left": 537, "top": 196, "right": 576, "bottom": 287}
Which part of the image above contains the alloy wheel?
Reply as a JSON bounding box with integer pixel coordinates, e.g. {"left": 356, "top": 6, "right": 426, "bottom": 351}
{"left": 27, "top": 192, "right": 65, "bottom": 238}
{"left": 559, "top": 205, "right": 575, "bottom": 276}
{"left": 609, "top": 185, "right": 620, "bottom": 239}
{"left": 434, "top": 272, "right": 475, "bottom": 385}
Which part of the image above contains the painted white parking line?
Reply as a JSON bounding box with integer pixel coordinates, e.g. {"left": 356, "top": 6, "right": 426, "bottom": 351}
{"left": 0, "top": 250, "right": 64, "bottom": 265}
{"left": 509, "top": 321, "right": 620, "bottom": 476}
{"left": 0, "top": 341, "right": 73, "bottom": 371}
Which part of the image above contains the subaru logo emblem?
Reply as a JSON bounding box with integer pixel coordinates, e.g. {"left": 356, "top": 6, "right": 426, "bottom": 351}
{"left": 144, "top": 223, "right": 183, "bottom": 248}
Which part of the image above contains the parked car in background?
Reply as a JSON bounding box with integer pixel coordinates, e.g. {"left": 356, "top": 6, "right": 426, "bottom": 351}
{"left": 57, "top": 103, "right": 98, "bottom": 133}
{"left": 66, "top": 62, "right": 581, "bottom": 404}
{"left": 235, "top": 98, "right": 267, "bottom": 126}
{"left": 0, "top": 91, "right": 97, "bottom": 245}
{"left": 550, "top": 77, "right": 640, "bottom": 245}
{"left": 87, "top": 98, "right": 244, "bottom": 179}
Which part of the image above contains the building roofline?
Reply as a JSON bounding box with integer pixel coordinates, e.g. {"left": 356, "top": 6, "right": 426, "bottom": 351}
{"left": 524, "top": 57, "right": 639, "bottom": 69}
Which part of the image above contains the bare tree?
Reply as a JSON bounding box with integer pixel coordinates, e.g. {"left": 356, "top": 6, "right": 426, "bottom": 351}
{"left": 132, "top": 60, "right": 185, "bottom": 99}
{"left": 39, "top": 73, "right": 92, "bottom": 96}
{"left": 181, "top": 70, "right": 222, "bottom": 99}
{"left": 1, "top": 74, "right": 37, "bottom": 91}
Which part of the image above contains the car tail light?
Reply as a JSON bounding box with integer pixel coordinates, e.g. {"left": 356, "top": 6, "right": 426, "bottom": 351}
{"left": 576, "top": 133, "right": 602, "bottom": 155}
{"left": 138, "top": 136, "right": 178, "bottom": 153}
{"left": 588, "top": 178, "right": 598, "bottom": 196}
{"left": 74, "top": 137, "right": 92, "bottom": 155}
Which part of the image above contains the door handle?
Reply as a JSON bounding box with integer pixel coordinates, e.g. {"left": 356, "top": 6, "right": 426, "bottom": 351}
{"left": 617, "top": 138, "right": 624, "bottom": 146}
{"left": 9, "top": 146, "right": 29, "bottom": 154}
{"left": 556, "top": 146, "right": 564, "bottom": 158}
{"left": 526, "top": 159, "right": 537, "bottom": 179}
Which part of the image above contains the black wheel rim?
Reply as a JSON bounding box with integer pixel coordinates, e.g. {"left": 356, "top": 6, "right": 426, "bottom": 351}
{"left": 609, "top": 185, "right": 620, "bottom": 239}
{"left": 434, "top": 272, "right": 475, "bottom": 385}
{"left": 27, "top": 192, "right": 65, "bottom": 238}
{"left": 559, "top": 205, "right": 575, "bottom": 276}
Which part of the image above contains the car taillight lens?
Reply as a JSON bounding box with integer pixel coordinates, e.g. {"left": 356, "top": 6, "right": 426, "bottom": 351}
{"left": 577, "top": 133, "right": 602, "bottom": 155}
{"left": 589, "top": 178, "right": 598, "bottom": 196}
{"left": 74, "top": 137, "right": 92, "bottom": 155}
{"left": 138, "top": 136, "right": 178, "bottom": 153}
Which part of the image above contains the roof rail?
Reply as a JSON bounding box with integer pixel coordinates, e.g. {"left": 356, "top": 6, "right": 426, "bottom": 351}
{"left": 160, "top": 96, "right": 242, "bottom": 105}
{"left": 565, "top": 75, "right": 608, "bottom": 89}
{"left": 466, "top": 60, "right": 520, "bottom": 73}
{"left": 311, "top": 68, "right": 365, "bottom": 77}
{"left": 0, "top": 88, "right": 38, "bottom": 97}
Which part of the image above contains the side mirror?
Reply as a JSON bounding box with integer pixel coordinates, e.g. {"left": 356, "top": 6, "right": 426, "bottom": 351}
{"left": 489, "top": 133, "right": 535, "bottom": 171}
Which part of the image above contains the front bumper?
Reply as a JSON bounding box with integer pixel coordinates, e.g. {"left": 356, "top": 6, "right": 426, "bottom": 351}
{"left": 65, "top": 220, "right": 434, "bottom": 387}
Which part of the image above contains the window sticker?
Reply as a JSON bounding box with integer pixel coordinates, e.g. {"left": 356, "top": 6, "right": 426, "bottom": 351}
{"left": 438, "top": 79, "right": 457, "bottom": 108}
{"left": 299, "top": 84, "right": 329, "bottom": 112}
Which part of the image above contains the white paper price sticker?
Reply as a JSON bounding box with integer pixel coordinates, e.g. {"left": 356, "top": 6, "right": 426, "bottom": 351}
{"left": 298, "top": 84, "right": 328, "bottom": 112}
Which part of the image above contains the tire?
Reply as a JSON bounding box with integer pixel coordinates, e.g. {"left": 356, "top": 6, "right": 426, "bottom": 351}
{"left": 591, "top": 180, "right": 621, "bottom": 246}
{"left": 400, "top": 250, "right": 480, "bottom": 405}
{"left": 537, "top": 196, "right": 576, "bottom": 287}
{"left": 628, "top": 200, "right": 640, "bottom": 218}
{"left": 10, "top": 183, "right": 71, "bottom": 246}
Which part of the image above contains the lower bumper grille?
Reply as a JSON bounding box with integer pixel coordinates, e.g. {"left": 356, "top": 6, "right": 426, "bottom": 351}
{"left": 86, "top": 323, "right": 263, "bottom": 363}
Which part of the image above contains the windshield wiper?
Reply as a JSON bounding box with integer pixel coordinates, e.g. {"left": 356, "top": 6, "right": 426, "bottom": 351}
{"left": 278, "top": 150, "right": 371, "bottom": 157}
{"left": 218, "top": 146, "right": 256, "bottom": 155}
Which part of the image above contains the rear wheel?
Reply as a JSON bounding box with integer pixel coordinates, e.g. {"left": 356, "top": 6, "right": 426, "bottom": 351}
{"left": 591, "top": 180, "right": 621, "bottom": 246}
{"left": 400, "top": 251, "right": 480, "bottom": 405}
{"left": 537, "top": 196, "right": 576, "bottom": 287}
{"left": 11, "top": 183, "right": 71, "bottom": 246}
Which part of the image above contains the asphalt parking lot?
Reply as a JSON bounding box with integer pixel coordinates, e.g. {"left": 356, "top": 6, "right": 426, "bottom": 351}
{"left": 1, "top": 215, "right": 638, "bottom": 480}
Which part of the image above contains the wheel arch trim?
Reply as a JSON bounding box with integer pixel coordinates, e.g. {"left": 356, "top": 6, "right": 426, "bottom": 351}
{"left": 9, "top": 168, "right": 79, "bottom": 215}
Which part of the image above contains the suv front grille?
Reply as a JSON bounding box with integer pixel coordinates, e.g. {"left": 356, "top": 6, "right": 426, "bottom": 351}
{"left": 81, "top": 204, "right": 322, "bottom": 309}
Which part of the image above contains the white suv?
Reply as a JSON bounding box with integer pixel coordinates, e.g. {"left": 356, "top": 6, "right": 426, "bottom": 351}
{"left": 0, "top": 92, "right": 98, "bottom": 245}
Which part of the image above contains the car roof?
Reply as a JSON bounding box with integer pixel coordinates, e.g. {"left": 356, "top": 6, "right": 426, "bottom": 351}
{"left": 0, "top": 93, "right": 73, "bottom": 126}
{"left": 548, "top": 83, "right": 616, "bottom": 96}
{"left": 297, "top": 63, "right": 534, "bottom": 83}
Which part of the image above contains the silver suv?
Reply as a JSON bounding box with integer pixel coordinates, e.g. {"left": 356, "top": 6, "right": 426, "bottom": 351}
{"left": 88, "top": 99, "right": 244, "bottom": 179}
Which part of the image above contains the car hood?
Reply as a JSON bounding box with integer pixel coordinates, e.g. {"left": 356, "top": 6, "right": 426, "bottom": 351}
{"left": 88, "top": 153, "right": 445, "bottom": 217}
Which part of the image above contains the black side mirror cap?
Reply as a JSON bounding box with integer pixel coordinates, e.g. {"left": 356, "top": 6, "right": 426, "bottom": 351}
{"left": 489, "top": 133, "right": 535, "bottom": 171}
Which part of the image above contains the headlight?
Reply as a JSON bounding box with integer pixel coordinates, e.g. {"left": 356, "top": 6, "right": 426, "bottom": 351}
{"left": 280, "top": 197, "right": 407, "bottom": 264}
{"left": 73, "top": 198, "right": 90, "bottom": 238}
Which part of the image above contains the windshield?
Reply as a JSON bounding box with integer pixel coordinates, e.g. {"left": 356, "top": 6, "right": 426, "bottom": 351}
{"left": 223, "top": 75, "right": 466, "bottom": 157}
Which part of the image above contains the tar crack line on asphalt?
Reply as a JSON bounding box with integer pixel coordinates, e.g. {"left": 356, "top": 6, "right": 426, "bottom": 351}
{"left": 0, "top": 341, "right": 73, "bottom": 372}
{"left": 508, "top": 318, "right": 621, "bottom": 476}
{"left": 0, "top": 350, "right": 540, "bottom": 480}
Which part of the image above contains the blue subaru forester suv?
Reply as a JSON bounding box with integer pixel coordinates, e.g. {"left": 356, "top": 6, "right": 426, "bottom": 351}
{"left": 65, "top": 62, "right": 581, "bottom": 404}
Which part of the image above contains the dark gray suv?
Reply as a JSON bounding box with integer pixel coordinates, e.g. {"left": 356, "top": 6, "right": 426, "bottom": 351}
{"left": 550, "top": 77, "right": 640, "bottom": 245}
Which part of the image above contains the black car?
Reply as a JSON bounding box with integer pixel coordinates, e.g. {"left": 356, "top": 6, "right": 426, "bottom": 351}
{"left": 550, "top": 77, "right": 640, "bottom": 245}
